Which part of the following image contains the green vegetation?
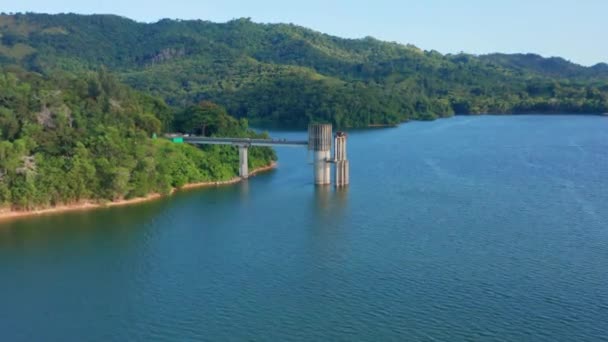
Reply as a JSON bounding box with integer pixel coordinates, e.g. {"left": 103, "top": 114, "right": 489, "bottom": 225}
{"left": 1, "top": 13, "right": 607, "bottom": 128}
{"left": 1, "top": 12, "right": 608, "bottom": 211}
{"left": 0, "top": 67, "right": 275, "bottom": 210}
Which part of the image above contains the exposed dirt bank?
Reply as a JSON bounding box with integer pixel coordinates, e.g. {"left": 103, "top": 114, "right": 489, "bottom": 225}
{"left": 0, "top": 162, "right": 276, "bottom": 222}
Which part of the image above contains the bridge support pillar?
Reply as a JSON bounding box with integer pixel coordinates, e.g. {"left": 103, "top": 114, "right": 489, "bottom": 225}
{"left": 308, "top": 124, "right": 332, "bottom": 185}
{"left": 334, "top": 132, "right": 349, "bottom": 187}
{"left": 313, "top": 151, "right": 331, "bottom": 185}
{"left": 238, "top": 145, "right": 249, "bottom": 179}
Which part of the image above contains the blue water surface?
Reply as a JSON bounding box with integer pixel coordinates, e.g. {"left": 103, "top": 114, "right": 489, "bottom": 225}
{"left": 1, "top": 115, "right": 607, "bottom": 341}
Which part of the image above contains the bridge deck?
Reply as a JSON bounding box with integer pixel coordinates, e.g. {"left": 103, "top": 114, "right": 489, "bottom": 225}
{"left": 175, "top": 136, "right": 308, "bottom": 147}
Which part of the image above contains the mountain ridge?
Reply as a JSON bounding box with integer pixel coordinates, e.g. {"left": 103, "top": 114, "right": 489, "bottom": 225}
{"left": 1, "top": 12, "right": 607, "bottom": 127}
{"left": 3, "top": 13, "right": 605, "bottom": 67}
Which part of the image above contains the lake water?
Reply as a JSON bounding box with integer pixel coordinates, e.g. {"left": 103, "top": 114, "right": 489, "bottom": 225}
{"left": 1, "top": 115, "right": 607, "bottom": 341}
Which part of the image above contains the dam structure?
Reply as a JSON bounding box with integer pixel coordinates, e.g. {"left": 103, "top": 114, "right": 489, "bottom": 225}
{"left": 167, "top": 124, "right": 349, "bottom": 186}
{"left": 333, "top": 131, "right": 349, "bottom": 187}
{"left": 308, "top": 124, "right": 332, "bottom": 185}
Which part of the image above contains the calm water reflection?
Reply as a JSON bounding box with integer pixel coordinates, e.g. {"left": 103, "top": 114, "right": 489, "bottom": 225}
{"left": 1, "top": 115, "right": 607, "bottom": 341}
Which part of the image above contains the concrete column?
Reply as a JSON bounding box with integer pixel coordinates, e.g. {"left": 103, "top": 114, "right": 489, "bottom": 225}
{"left": 335, "top": 160, "right": 349, "bottom": 187}
{"left": 313, "top": 150, "right": 331, "bottom": 185}
{"left": 334, "top": 133, "right": 349, "bottom": 187}
{"left": 238, "top": 145, "right": 249, "bottom": 179}
{"left": 325, "top": 150, "right": 331, "bottom": 183}
{"left": 309, "top": 124, "right": 332, "bottom": 186}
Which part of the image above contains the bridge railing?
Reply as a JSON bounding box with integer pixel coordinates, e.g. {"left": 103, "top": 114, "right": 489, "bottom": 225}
{"left": 166, "top": 134, "right": 308, "bottom": 147}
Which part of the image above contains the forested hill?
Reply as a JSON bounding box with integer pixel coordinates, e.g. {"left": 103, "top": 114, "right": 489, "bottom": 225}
{"left": 1, "top": 13, "right": 608, "bottom": 128}
{"left": 0, "top": 67, "right": 275, "bottom": 210}
{"left": 478, "top": 54, "right": 608, "bottom": 80}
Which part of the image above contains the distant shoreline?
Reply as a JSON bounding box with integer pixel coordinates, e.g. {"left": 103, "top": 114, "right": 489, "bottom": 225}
{"left": 367, "top": 123, "right": 398, "bottom": 128}
{"left": 0, "top": 162, "right": 276, "bottom": 223}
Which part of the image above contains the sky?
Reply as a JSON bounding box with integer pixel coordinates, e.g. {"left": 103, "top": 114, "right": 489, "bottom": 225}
{"left": 3, "top": 0, "right": 607, "bottom": 66}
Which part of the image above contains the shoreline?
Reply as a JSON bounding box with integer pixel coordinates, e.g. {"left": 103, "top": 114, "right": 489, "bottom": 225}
{"left": 367, "top": 123, "right": 398, "bottom": 128}
{"left": 0, "top": 162, "right": 276, "bottom": 223}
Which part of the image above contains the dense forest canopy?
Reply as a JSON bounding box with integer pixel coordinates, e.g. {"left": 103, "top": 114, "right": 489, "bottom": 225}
{"left": 0, "top": 67, "right": 275, "bottom": 210}
{"left": 1, "top": 13, "right": 607, "bottom": 128}
{"left": 1, "top": 12, "right": 607, "bottom": 211}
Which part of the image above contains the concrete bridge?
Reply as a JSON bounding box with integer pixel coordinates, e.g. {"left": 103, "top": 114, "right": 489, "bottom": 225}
{"left": 166, "top": 124, "right": 349, "bottom": 186}
{"left": 174, "top": 136, "right": 307, "bottom": 179}
{"left": 180, "top": 136, "right": 309, "bottom": 147}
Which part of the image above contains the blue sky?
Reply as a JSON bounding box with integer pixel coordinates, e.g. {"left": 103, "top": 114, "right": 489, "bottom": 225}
{"left": 4, "top": 0, "right": 607, "bottom": 66}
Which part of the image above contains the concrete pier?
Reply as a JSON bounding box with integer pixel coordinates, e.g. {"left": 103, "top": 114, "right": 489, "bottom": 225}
{"left": 238, "top": 145, "right": 248, "bottom": 178}
{"left": 169, "top": 127, "right": 350, "bottom": 186}
{"left": 334, "top": 132, "right": 349, "bottom": 187}
{"left": 313, "top": 150, "right": 332, "bottom": 185}
{"left": 335, "top": 160, "right": 349, "bottom": 187}
{"left": 308, "top": 124, "right": 332, "bottom": 185}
